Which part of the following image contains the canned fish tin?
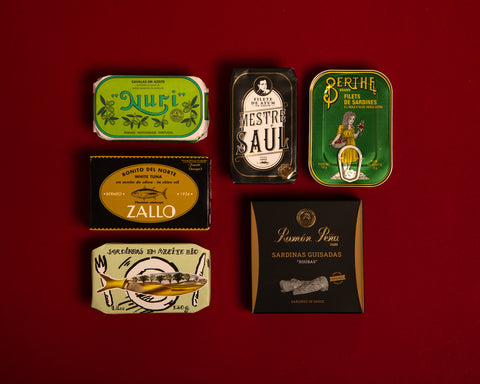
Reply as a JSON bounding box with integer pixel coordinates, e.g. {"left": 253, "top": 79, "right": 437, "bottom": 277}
{"left": 230, "top": 68, "right": 297, "bottom": 183}
{"left": 250, "top": 200, "right": 364, "bottom": 313}
{"left": 92, "top": 243, "right": 211, "bottom": 314}
{"left": 93, "top": 76, "right": 209, "bottom": 141}
{"left": 90, "top": 156, "right": 210, "bottom": 230}
{"left": 309, "top": 70, "right": 392, "bottom": 186}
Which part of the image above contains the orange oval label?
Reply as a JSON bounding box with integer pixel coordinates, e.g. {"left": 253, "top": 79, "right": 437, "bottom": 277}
{"left": 99, "top": 163, "right": 199, "bottom": 223}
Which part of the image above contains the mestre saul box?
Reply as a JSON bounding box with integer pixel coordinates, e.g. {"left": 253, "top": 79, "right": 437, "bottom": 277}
{"left": 251, "top": 200, "right": 364, "bottom": 313}
{"left": 90, "top": 156, "right": 210, "bottom": 230}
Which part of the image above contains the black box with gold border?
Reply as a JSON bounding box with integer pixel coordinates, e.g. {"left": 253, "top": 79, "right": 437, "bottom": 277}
{"left": 251, "top": 200, "right": 364, "bottom": 313}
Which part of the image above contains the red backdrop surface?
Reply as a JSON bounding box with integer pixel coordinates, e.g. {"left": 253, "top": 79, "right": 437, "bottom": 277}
{"left": 2, "top": 1, "right": 479, "bottom": 383}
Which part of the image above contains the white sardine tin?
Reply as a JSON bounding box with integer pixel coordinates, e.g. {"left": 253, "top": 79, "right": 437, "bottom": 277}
{"left": 92, "top": 243, "right": 211, "bottom": 314}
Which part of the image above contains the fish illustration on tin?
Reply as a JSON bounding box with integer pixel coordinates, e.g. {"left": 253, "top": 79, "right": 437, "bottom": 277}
{"left": 131, "top": 187, "right": 167, "bottom": 201}
{"left": 97, "top": 271, "right": 207, "bottom": 297}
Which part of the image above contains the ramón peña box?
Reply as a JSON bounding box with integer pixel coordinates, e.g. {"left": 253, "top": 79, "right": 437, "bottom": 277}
{"left": 251, "top": 200, "right": 364, "bottom": 313}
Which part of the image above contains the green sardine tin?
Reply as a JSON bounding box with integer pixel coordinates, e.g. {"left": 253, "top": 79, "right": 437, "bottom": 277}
{"left": 93, "top": 76, "right": 209, "bottom": 141}
{"left": 309, "top": 70, "right": 392, "bottom": 186}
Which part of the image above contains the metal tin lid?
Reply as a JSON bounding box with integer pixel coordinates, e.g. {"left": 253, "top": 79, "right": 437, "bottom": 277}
{"left": 93, "top": 75, "right": 209, "bottom": 141}
{"left": 309, "top": 70, "right": 392, "bottom": 186}
{"left": 89, "top": 156, "right": 211, "bottom": 230}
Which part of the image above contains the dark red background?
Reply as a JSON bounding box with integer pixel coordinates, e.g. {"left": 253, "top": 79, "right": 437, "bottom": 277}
{"left": 3, "top": 1, "right": 479, "bottom": 383}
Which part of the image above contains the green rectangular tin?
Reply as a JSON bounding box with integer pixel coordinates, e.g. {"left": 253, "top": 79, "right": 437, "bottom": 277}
{"left": 309, "top": 70, "right": 392, "bottom": 186}
{"left": 93, "top": 75, "right": 209, "bottom": 141}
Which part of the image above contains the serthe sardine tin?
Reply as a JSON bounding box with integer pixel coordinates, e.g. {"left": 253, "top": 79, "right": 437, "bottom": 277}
{"left": 309, "top": 70, "right": 392, "bottom": 186}
{"left": 92, "top": 243, "right": 211, "bottom": 314}
{"left": 93, "top": 75, "right": 209, "bottom": 141}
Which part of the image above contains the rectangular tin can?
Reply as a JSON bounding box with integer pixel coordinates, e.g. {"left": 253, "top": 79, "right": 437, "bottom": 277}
{"left": 93, "top": 75, "right": 209, "bottom": 141}
{"left": 309, "top": 70, "right": 392, "bottom": 186}
{"left": 92, "top": 243, "right": 210, "bottom": 314}
{"left": 251, "top": 200, "right": 364, "bottom": 313}
{"left": 230, "top": 68, "right": 297, "bottom": 183}
{"left": 90, "top": 156, "right": 210, "bottom": 230}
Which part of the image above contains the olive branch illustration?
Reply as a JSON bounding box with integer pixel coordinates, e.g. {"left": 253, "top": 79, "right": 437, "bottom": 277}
{"left": 121, "top": 114, "right": 149, "bottom": 129}
{"left": 97, "top": 95, "right": 119, "bottom": 126}
{"left": 151, "top": 115, "right": 168, "bottom": 129}
{"left": 181, "top": 96, "right": 199, "bottom": 127}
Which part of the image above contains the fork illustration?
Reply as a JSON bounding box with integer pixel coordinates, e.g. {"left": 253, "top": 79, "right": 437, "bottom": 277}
{"left": 95, "top": 255, "right": 113, "bottom": 307}
{"left": 192, "top": 253, "right": 206, "bottom": 307}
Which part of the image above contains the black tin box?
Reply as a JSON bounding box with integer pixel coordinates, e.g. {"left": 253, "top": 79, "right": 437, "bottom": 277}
{"left": 251, "top": 200, "right": 364, "bottom": 313}
{"left": 90, "top": 156, "right": 210, "bottom": 230}
{"left": 230, "top": 68, "right": 297, "bottom": 183}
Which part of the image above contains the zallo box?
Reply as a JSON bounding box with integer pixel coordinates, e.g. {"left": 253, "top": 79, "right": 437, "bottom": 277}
{"left": 92, "top": 243, "right": 210, "bottom": 314}
{"left": 93, "top": 76, "right": 209, "bottom": 141}
{"left": 251, "top": 200, "right": 364, "bottom": 313}
{"left": 90, "top": 156, "right": 210, "bottom": 230}
{"left": 309, "top": 70, "right": 392, "bottom": 186}
{"left": 230, "top": 68, "right": 297, "bottom": 183}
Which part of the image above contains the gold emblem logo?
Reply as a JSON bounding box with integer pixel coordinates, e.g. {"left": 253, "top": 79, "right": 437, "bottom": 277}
{"left": 296, "top": 209, "right": 316, "bottom": 228}
{"left": 278, "top": 164, "right": 294, "bottom": 179}
{"left": 330, "top": 272, "right": 346, "bottom": 285}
